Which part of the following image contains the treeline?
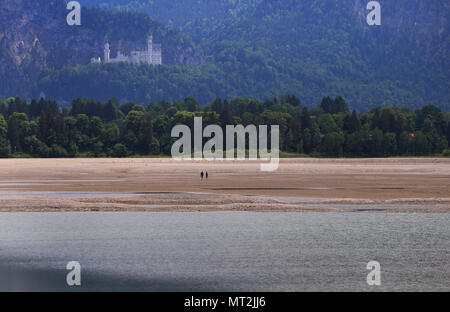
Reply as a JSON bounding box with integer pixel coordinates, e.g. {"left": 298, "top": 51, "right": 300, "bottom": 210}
{"left": 0, "top": 95, "right": 449, "bottom": 158}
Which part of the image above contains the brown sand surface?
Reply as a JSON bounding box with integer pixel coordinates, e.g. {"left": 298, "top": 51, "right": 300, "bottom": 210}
{"left": 0, "top": 158, "right": 449, "bottom": 212}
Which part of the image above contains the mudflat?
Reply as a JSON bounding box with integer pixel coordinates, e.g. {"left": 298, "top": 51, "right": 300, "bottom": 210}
{"left": 0, "top": 158, "right": 449, "bottom": 212}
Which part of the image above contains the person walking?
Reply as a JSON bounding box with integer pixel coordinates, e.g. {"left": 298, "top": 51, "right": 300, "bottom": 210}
{"left": 205, "top": 171, "right": 209, "bottom": 180}
{"left": 201, "top": 171, "right": 204, "bottom": 180}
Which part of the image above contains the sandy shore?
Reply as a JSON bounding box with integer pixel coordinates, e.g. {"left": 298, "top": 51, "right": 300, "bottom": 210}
{"left": 0, "top": 158, "right": 449, "bottom": 212}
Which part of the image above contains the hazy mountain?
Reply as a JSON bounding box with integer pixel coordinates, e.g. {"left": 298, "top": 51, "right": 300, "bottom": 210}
{"left": 1, "top": 0, "right": 449, "bottom": 110}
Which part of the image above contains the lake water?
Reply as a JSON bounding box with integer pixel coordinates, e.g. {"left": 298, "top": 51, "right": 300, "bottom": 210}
{"left": 0, "top": 212, "right": 448, "bottom": 291}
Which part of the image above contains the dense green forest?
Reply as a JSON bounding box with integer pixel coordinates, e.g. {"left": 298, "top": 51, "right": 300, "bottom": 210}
{"left": 1, "top": 96, "right": 449, "bottom": 158}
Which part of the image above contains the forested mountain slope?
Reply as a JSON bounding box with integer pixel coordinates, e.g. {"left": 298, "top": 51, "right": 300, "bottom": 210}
{"left": 0, "top": 0, "right": 204, "bottom": 99}
{"left": 78, "top": 0, "right": 449, "bottom": 110}
{"left": 2, "top": 0, "right": 449, "bottom": 110}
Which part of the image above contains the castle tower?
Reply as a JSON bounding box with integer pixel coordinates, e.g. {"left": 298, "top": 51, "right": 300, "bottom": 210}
{"left": 147, "top": 35, "right": 153, "bottom": 64}
{"left": 104, "top": 43, "right": 110, "bottom": 63}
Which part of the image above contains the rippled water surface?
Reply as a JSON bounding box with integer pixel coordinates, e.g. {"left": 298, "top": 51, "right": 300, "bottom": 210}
{"left": 0, "top": 212, "right": 448, "bottom": 291}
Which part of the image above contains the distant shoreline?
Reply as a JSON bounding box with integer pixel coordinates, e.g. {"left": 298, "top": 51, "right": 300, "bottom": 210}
{"left": 2, "top": 154, "right": 450, "bottom": 159}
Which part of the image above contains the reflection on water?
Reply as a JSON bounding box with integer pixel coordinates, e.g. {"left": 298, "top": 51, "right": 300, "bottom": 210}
{"left": 0, "top": 212, "right": 448, "bottom": 291}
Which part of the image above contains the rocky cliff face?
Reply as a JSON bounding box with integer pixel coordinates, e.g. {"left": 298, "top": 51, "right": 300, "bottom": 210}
{"left": 0, "top": 0, "right": 205, "bottom": 97}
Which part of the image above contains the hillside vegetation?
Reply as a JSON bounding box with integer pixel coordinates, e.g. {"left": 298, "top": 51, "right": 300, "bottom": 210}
{"left": 1, "top": 0, "right": 449, "bottom": 110}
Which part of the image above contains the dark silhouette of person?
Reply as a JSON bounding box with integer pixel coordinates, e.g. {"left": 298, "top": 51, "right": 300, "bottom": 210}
{"left": 201, "top": 171, "right": 204, "bottom": 180}
{"left": 206, "top": 171, "right": 209, "bottom": 180}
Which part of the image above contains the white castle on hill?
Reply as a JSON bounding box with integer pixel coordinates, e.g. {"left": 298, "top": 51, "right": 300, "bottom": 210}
{"left": 91, "top": 35, "right": 162, "bottom": 65}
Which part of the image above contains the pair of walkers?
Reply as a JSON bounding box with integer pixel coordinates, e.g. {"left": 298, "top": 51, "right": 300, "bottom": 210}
{"left": 200, "top": 171, "right": 209, "bottom": 180}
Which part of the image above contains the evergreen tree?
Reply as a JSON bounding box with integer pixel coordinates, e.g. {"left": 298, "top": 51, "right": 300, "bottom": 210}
{"left": 221, "top": 100, "right": 233, "bottom": 127}
{"left": 347, "top": 110, "right": 361, "bottom": 134}
{"left": 138, "top": 114, "right": 154, "bottom": 154}
{"left": 7, "top": 118, "right": 20, "bottom": 153}
{"left": 300, "top": 108, "right": 312, "bottom": 131}
{"left": 0, "top": 114, "right": 7, "bottom": 138}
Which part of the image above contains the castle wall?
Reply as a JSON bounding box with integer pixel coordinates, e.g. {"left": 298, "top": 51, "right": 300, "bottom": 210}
{"left": 100, "top": 36, "right": 162, "bottom": 65}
